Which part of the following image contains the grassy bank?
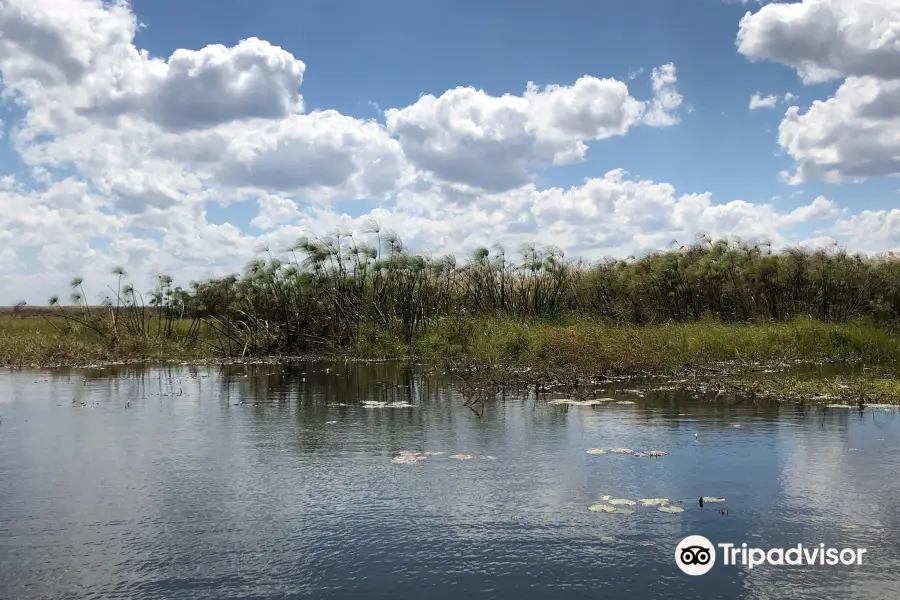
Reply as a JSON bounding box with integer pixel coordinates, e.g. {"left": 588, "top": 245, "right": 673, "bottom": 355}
{"left": 5, "top": 231, "right": 900, "bottom": 402}
{"left": 4, "top": 312, "right": 900, "bottom": 403}
{"left": 5, "top": 310, "right": 898, "bottom": 369}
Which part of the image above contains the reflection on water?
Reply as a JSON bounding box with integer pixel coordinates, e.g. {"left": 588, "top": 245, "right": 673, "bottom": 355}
{"left": 1, "top": 362, "right": 899, "bottom": 599}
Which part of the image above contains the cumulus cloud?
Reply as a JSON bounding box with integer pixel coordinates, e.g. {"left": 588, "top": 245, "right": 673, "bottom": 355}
{"left": 384, "top": 63, "right": 681, "bottom": 192}
{"left": 739, "top": 0, "right": 900, "bottom": 182}
{"left": 0, "top": 0, "right": 894, "bottom": 303}
{"left": 79, "top": 37, "right": 307, "bottom": 132}
{"left": 738, "top": 0, "right": 900, "bottom": 84}
{"left": 749, "top": 93, "right": 779, "bottom": 109}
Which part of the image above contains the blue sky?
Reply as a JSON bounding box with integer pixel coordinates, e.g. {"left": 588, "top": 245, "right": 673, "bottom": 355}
{"left": 1, "top": 0, "right": 899, "bottom": 303}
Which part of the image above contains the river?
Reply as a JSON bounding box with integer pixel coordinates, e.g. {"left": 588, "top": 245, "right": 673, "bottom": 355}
{"left": 1, "top": 362, "right": 899, "bottom": 599}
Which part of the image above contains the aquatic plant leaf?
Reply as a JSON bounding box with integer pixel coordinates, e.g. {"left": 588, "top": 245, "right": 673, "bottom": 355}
{"left": 548, "top": 399, "right": 608, "bottom": 406}
{"left": 424, "top": 451, "right": 445, "bottom": 456}
{"left": 600, "top": 495, "right": 611, "bottom": 501}
{"left": 702, "top": 496, "right": 726, "bottom": 503}
{"left": 449, "top": 454, "right": 473, "bottom": 460}
{"left": 658, "top": 505, "right": 685, "bottom": 513}
{"left": 648, "top": 450, "right": 667, "bottom": 457}
{"left": 600, "top": 536, "right": 617, "bottom": 543}
{"left": 610, "top": 448, "right": 634, "bottom": 454}
{"left": 391, "top": 455, "right": 425, "bottom": 465}
{"left": 588, "top": 504, "right": 617, "bottom": 513}
{"left": 639, "top": 498, "right": 670, "bottom": 507}
{"left": 608, "top": 498, "right": 636, "bottom": 506}
{"left": 586, "top": 448, "right": 607, "bottom": 455}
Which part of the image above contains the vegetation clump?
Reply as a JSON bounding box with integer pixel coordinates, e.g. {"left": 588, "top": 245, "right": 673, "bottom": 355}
{"left": 4, "top": 228, "right": 900, "bottom": 405}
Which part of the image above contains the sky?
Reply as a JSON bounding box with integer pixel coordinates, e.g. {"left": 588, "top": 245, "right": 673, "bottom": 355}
{"left": 1, "top": 0, "right": 900, "bottom": 304}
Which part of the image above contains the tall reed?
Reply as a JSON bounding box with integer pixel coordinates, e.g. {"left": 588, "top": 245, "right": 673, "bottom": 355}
{"left": 32, "top": 230, "right": 900, "bottom": 358}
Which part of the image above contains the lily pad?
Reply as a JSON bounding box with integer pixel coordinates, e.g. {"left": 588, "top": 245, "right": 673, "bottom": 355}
{"left": 600, "top": 495, "right": 612, "bottom": 501}
{"left": 424, "top": 451, "right": 445, "bottom": 456}
{"left": 658, "top": 505, "right": 685, "bottom": 514}
{"left": 600, "top": 536, "right": 617, "bottom": 543}
{"left": 608, "top": 498, "right": 636, "bottom": 506}
{"left": 588, "top": 504, "right": 617, "bottom": 513}
{"left": 702, "top": 496, "right": 726, "bottom": 503}
{"left": 586, "top": 448, "right": 608, "bottom": 455}
{"left": 449, "top": 454, "right": 473, "bottom": 460}
{"left": 639, "top": 498, "right": 670, "bottom": 507}
{"left": 610, "top": 448, "right": 634, "bottom": 454}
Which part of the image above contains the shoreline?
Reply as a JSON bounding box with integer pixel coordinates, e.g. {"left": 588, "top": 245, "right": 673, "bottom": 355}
{"left": 4, "top": 352, "right": 899, "bottom": 408}
{"left": 4, "top": 315, "right": 900, "bottom": 405}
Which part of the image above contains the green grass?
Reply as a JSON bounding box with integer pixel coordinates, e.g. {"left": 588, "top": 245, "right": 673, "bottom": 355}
{"left": 4, "top": 312, "right": 899, "bottom": 370}
{"left": 410, "top": 314, "right": 900, "bottom": 372}
{"left": 5, "top": 312, "right": 900, "bottom": 403}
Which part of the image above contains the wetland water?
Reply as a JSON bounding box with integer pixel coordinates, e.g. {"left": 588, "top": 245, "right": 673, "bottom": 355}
{"left": 1, "top": 362, "right": 899, "bottom": 600}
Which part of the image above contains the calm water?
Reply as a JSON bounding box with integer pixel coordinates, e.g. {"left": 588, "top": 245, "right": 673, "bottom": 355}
{"left": 1, "top": 362, "right": 899, "bottom": 600}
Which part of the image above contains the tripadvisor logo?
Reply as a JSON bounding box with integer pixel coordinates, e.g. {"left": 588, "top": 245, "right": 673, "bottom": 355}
{"left": 675, "top": 536, "right": 868, "bottom": 575}
{"left": 676, "top": 535, "right": 716, "bottom": 576}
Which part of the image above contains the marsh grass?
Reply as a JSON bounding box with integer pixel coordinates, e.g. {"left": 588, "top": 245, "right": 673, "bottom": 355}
{"left": 4, "top": 231, "right": 900, "bottom": 388}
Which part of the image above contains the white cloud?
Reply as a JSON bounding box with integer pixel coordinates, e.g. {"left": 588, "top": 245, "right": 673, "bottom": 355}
{"left": 749, "top": 92, "right": 799, "bottom": 110}
{"left": 0, "top": 0, "right": 896, "bottom": 304}
{"left": 384, "top": 63, "right": 681, "bottom": 192}
{"left": 738, "top": 0, "right": 900, "bottom": 84}
{"left": 749, "top": 93, "right": 779, "bottom": 109}
{"left": 739, "top": 0, "right": 900, "bottom": 182}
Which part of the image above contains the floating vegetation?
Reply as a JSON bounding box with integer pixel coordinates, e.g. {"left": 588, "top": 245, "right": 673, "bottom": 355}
{"left": 588, "top": 504, "right": 617, "bottom": 513}
{"left": 611, "top": 507, "right": 636, "bottom": 515}
{"left": 658, "top": 506, "right": 685, "bottom": 514}
{"left": 424, "top": 451, "right": 445, "bottom": 456}
{"left": 633, "top": 450, "right": 667, "bottom": 458}
{"left": 449, "top": 454, "right": 473, "bottom": 460}
{"left": 547, "top": 399, "right": 610, "bottom": 406}
{"left": 610, "top": 448, "right": 634, "bottom": 454}
{"left": 363, "top": 401, "right": 413, "bottom": 409}
{"left": 600, "top": 495, "right": 612, "bottom": 501}
{"left": 608, "top": 499, "right": 636, "bottom": 506}
{"left": 639, "top": 498, "right": 670, "bottom": 507}
{"left": 391, "top": 452, "right": 426, "bottom": 465}
{"left": 586, "top": 448, "right": 608, "bottom": 455}
{"left": 702, "top": 496, "right": 726, "bottom": 503}
{"left": 600, "top": 536, "right": 617, "bottom": 543}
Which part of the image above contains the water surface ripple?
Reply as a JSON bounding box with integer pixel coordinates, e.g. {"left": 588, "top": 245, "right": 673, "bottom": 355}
{"left": 1, "top": 362, "right": 899, "bottom": 599}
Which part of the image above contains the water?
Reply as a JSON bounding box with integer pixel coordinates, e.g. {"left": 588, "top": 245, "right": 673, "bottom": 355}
{"left": 1, "top": 362, "right": 899, "bottom": 600}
